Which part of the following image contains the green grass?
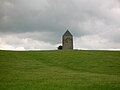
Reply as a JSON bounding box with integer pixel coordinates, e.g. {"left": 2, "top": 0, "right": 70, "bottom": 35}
{"left": 0, "top": 50, "right": 120, "bottom": 90}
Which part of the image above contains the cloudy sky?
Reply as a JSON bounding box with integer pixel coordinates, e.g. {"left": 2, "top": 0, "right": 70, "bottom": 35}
{"left": 0, "top": 0, "right": 120, "bottom": 50}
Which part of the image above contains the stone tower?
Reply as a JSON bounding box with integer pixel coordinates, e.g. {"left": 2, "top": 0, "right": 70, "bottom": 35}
{"left": 62, "top": 30, "right": 73, "bottom": 50}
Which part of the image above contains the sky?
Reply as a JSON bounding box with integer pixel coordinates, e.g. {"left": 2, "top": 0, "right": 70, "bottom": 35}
{"left": 0, "top": 0, "right": 120, "bottom": 50}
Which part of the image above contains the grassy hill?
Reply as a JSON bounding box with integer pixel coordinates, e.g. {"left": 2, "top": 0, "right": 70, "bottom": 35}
{"left": 0, "top": 50, "right": 120, "bottom": 90}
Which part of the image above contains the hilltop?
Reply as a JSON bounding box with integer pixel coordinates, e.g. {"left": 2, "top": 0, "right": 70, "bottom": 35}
{"left": 0, "top": 50, "right": 120, "bottom": 90}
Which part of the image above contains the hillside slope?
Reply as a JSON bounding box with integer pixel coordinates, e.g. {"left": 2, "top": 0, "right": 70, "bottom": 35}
{"left": 0, "top": 50, "right": 120, "bottom": 90}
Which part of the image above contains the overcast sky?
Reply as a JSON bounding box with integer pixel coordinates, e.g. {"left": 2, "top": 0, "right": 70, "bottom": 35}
{"left": 0, "top": 0, "right": 120, "bottom": 50}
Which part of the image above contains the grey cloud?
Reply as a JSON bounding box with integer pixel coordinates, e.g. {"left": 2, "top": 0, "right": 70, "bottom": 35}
{"left": 0, "top": 0, "right": 92, "bottom": 33}
{"left": 0, "top": 0, "right": 120, "bottom": 50}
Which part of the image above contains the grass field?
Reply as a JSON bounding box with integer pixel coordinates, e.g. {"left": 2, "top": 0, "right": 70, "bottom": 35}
{"left": 0, "top": 50, "right": 120, "bottom": 90}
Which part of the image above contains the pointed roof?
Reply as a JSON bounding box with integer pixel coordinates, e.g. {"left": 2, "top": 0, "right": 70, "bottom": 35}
{"left": 63, "top": 30, "right": 72, "bottom": 37}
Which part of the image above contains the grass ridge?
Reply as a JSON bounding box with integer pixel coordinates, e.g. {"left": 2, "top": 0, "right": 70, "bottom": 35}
{"left": 0, "top": 50, "right": 120, "bottom": 90}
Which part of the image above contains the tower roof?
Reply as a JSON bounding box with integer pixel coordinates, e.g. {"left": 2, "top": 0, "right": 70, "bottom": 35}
{"left": 63, "top": 30, "right": 72, "bottom": 37}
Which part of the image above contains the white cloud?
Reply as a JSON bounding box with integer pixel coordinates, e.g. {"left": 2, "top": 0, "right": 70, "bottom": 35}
{"left": 74, "top": 35, "right": 120, "bottom": 50}
{"left": 0, "top": 33, "right": 57, "bottom": 50}
{"left": 0, "top": 32, "right": 120, "bottom": 50}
